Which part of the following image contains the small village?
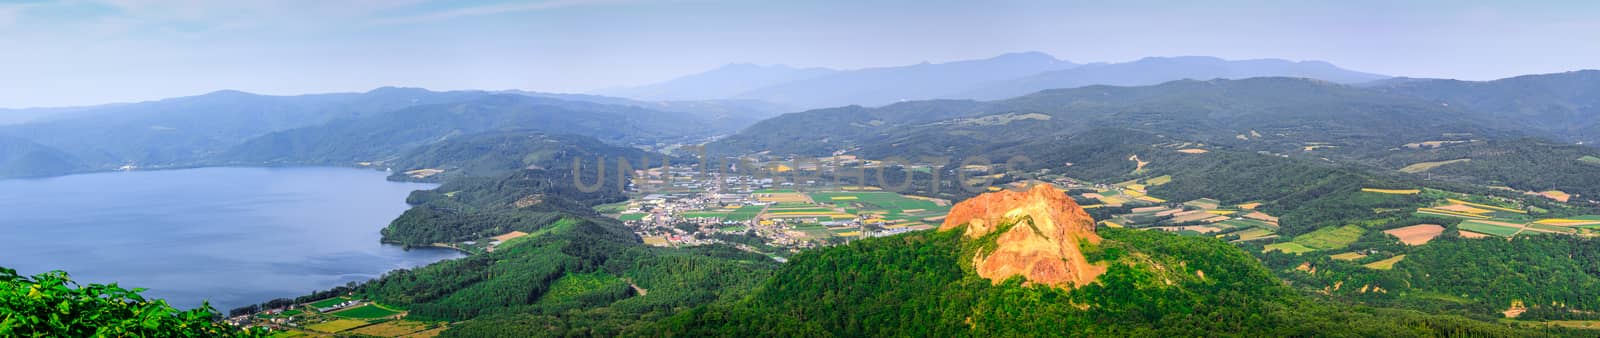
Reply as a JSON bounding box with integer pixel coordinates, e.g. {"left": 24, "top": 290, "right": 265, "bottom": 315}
{"left": 599, "top": 157, "right": 952, "bottom": 256}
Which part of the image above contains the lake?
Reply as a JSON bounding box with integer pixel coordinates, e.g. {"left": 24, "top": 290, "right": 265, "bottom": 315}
{"left": 0, "top": 167, "right": 463, "bottom": 312}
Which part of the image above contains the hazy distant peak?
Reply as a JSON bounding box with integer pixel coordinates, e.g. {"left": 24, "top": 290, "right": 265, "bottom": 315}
{"left": 961, "top": 56, "right": 1389, "bottom": 100}
{"left": 200, "top": 89, "right": 257, "bottom": 97}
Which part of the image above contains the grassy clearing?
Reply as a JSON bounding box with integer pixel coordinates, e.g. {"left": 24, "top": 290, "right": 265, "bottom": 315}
{"left": 724, "top": 206, "right": 764, "bottom": 221}
{"left": 307, "top": 319, "right": 370, "bottom": 333}
{"left": 308, "top": 296, "right": 352, "bottom": 309}
{"left": 1294, "top": 225, "right": 1366, "bottom": 250}
{"left": 1458, "top": 220, "right": 1521, "bottom": 238}
{"left": 1579, "top": 156, "right": 1600, "bottom": 165}
{"left": 592, "top": 201, "right": 630, "bottom": 214}
{"left": 1230, "top": 228, "right": 1276, "bottom": 241}
{"left": 1363, "top": 255, "right": 1407, "bottom": 270}
{"left": 1525, "top": 223, "right": 1577, "bottom": 234}
{"left": 1400, "top": 159, "right": 1470, "bottom": 173}
{"left": 331, "top": 304, "right": 402, "bottom": 319}
{"left": 618, "top": 213, "right": 646, "bottom": 221}
{"left": 539, "top": 273, "right": 627, "bottom": 305}
{"left": 1265, "top": 242, "right": 1317, "bottom": 254}
{"left": 265, "top": 331, "right": 313, "bottom": 338}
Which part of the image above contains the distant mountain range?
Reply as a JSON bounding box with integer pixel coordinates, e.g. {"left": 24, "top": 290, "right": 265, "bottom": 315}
{"left": 593, "top": 63, "right": 838, "bottom": 101}
{"left": 595, "top": 52, "right": 1390, "bottom": 109}
{"left": 0, "top": 88, "right": 781, "bottom": 178}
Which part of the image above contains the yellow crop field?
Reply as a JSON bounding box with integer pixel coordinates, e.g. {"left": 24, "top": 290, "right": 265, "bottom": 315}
{"left": 1445, "top": 199, "right": 1526, "bottom": 214}
{"left": 1206, "top": 210, "right": 1237, "bottom": 215}
{"left": 1137, "top": 196, "right": 1167, "bottom": 203}
{"left": 1416, "top": 208, "right": 1492, "bottom": 219}
{"left": 307, "top": 319, "right": 369, "bottom": 333}
{"left": 1534, "top": 218, "right": 1600, "bottom": 226}
{"left": 831, "top": 196, "right": 858, "bottom": 200}
{"left": 1362, "top": 188, "right": 1421, "bottom": 195}
{"left": 1542, "top": 190, "right": 1572, "bottom": 202}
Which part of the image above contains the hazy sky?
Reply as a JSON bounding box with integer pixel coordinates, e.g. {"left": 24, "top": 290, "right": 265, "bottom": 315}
{"left": 1, "top": 0, "right": 1597, "bottom": 108}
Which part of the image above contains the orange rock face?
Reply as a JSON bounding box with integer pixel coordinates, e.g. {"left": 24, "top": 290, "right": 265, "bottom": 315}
{"left": 940, "top": 184, "right": 1105, "bottom": 288}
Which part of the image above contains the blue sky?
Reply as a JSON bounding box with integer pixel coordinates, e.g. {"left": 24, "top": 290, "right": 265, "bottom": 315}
{"left": 1, "top": 0, "right": 1597, "bottom": 108}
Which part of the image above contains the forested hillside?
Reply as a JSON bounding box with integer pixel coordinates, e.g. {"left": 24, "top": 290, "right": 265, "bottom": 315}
{"left": 1372, "top": 70, "right": 1600, "bottom": 144}
{"left": 385, "top": 132, "right": 662, "bottom": 182}
{"left": 713, "top": 77, "right": 1513, "bottom": 159}
{"left": 0, "top": 135, "right": 83, "bottom": 178}
{"left": 656, "top": 226, "right": 1537, "bottom": 336}
{"left": 0, "top": 88, "right": 495, "bottom": 169}
{"left": 217, "top": 95, "right": 705, "bottom": 166}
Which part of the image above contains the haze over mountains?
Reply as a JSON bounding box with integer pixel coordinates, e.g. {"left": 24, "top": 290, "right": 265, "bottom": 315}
{"left": 596, "top": 52, "right": 1390, "bottom": 109}
{"left": 1, "top": 53, "right": 1597, "bottom": 184}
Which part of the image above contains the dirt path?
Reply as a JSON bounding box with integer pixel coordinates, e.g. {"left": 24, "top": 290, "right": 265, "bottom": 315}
{"left": 624, "top": 278, "right": 648, "bottom": 296}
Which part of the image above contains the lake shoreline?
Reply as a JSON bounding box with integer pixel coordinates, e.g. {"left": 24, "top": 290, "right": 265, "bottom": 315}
{"left": 0, "top": 167, "right": 457, "bottom": 311}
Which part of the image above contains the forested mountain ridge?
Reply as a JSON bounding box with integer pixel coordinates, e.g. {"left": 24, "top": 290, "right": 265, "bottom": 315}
{"left": 0, "top": 135, "right": 85, "bottom": 178}
{"left": 0, "top": 88, "right": 497, "bottom": 169}
{"left": 654, "top": 187, "right": 1539, "bottom": 337}
{"left": 214, "top": 94, "right": 707, "bottom": 167}
{"left": 712, "top": 77, "right": 1513, "bottom": 159}
{"left": 385, "top": 131, "right": 663, "bottom": 182}
{"left": 1370, "top": 70, "right": 1600, "bottom": 145}
{"left": 0, "top": 87, "right": 775, "bottom": 180}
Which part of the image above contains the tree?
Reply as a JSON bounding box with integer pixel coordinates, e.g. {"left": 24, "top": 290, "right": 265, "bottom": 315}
{"left": 0, "top": 267, "right": 262, "bottom": 337}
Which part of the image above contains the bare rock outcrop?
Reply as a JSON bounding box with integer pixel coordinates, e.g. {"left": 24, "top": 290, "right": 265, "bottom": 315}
{"left": 940, "top": 184, "right": 1105, "bottom": 288}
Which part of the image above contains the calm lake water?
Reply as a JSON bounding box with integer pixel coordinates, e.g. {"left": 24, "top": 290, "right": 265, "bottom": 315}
{"left": 0, "top": 167, "right": 462, "bottom": 311}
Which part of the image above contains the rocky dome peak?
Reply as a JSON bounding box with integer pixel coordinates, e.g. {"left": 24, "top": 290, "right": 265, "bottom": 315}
{"left": 940, "top": 184, "right": 1105, "bottom": 288}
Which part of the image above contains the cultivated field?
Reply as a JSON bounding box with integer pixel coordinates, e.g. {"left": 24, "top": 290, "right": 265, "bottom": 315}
{"left": 1330, "top": 252, "right": 1368, "bottom": 261}
{"left": 1362, "top": 188, "right": 1421, "bottom": 195}
{"left": 349, "top": 320, "right": 435, "bottom": 337}
{"left": 1363, "top": 255, "right": 1407, "bottom": 270}
{"left": 307, "top": 319, "right": 370, "bottom": 333}
{"left": 1294, "top": 225, "right": 1365, "bottom": 251}
{"left": 331, "top": 304, "right": 402, "bottom": 319}
{"left": 1534, "top": 215, "right": 1600, "bottom": 227}
{"left": 1458, "top": 220, "right": 1522, "bottom": 238}
{"left": 1400, "top": 159, "right": 1471, "bottom": 173}
{"left": 1384, "top": 224, "right": 1445, "bottom": 245}
{"left": 307, "top": 297, "right": 353, "bottom": 309}
{"left": 1265, "top": 242, "right": 1317, "bottom": 254}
